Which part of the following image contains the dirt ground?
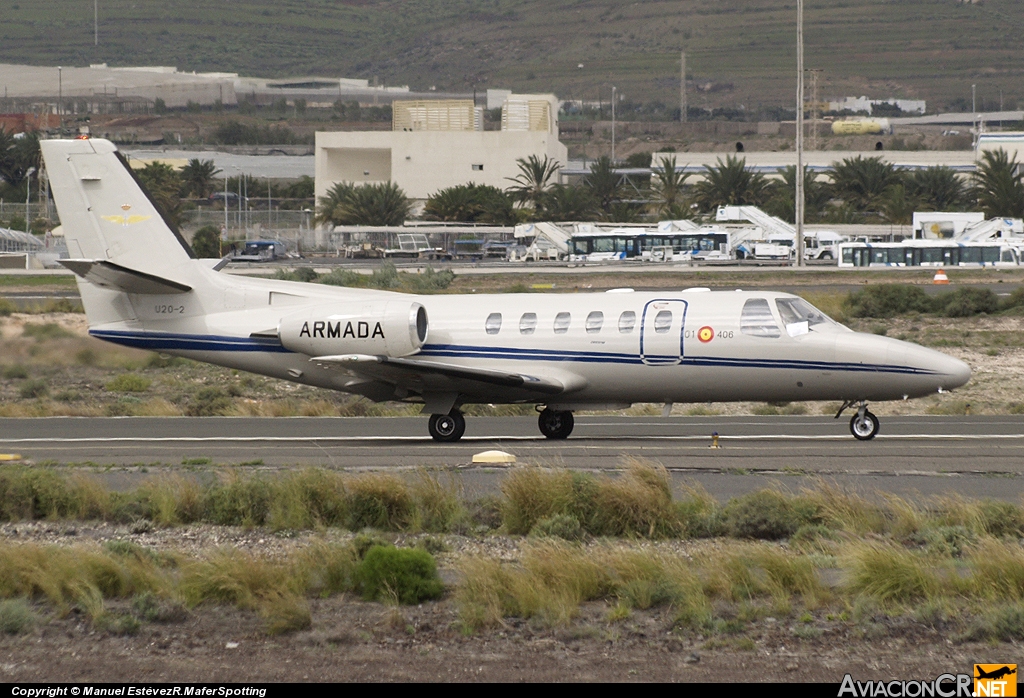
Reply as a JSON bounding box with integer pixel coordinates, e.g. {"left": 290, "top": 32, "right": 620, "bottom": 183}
{"left": 0, "top": 523, "right": 1017, "bottom": 683}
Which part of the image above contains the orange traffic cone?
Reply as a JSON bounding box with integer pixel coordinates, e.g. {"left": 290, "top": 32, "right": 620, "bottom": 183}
{"left": 933, "top": 268, "right": 950, "bottom": 284}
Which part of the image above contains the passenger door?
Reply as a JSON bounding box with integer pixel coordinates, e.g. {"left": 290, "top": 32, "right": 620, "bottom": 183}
{"left": 640, "top": 299, "right": 688, "bottom": 365}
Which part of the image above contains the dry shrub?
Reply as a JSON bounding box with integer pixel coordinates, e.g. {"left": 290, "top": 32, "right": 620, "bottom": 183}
{"left": 179, "top": 549, "right": 312, "bottom": 635}
{"left": 138, "top": 474, "right": 205, "bottom": 526}
{"left": 722, "top": 489, "right": 817, "bottom": 540}
{"left": 346, "top": 473, "right": 414, "bottom": 531}
{"left": 676, "top": 482, "right": 724, "bottom": 538}
{"left": 801, "top": 481, "right": 886, "bottom": 535}
{"left": 593, "top": 459, "right": 677, "bottom": 537}
{"left": 966, "top": 539, "right": 1024, "bottom": 600}
{"left": 935, "top": 496, "right": 1024, "bottom": 538}
{"left": 268, "top": 469, "right": 347, "bottom": 531}
{"left": 882, "top": 493, "right": 929, "bottom": 539}
{"left": 499, "top": 467, "right": 575, "bottom": 535}
{"left": 0, "top": 543, "right": 162, "bottom": 616}
{"left": 843, "top": 543, "right": 947, "bottom": 604}
{"left": 702, "top": 543, "right": 825, "bottom": 607}
{"left": 411, "top": 470, "right": 464, "bottom": 533}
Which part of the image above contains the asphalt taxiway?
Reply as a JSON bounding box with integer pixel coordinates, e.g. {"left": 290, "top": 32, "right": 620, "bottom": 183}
{"left": 2, "top": 415, "right": 1023, "bottom": 501}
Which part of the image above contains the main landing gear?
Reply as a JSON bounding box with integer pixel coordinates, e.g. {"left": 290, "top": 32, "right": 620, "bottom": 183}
{"left": 538, "top": 407, "right": 574, "bottom": 440}
{"left": 428, "top": 409, "right": 465, "bottom": 442}
{"left": 835, "top": 400, "right": 880, "bottom": 441}
{"left": 426, "top": 406, "right": 575, "bottom": 442}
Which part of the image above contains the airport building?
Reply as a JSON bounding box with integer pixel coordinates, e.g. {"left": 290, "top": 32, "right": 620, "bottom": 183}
{"left": 314, "top": 94, "right": 567, "bottom": 201}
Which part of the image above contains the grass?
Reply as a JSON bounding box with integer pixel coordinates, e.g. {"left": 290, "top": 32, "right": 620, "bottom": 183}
{"left": 3, "top": 464, "right": 1023, "bottom": 554}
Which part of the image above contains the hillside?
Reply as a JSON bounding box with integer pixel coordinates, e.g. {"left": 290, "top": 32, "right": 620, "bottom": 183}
{"left": 0, "top": 0, "right": 1021, "bottom": 113}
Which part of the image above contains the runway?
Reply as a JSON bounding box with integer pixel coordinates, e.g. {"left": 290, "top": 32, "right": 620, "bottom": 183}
{"left": 3, "top": 415, "right": 1023, "bottom": 501}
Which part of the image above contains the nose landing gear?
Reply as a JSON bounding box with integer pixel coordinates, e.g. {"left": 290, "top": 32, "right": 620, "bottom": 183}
{"left": 836, "top": 400, "right": 880, "bottom": 440}
{"left": 428, "top": 409, "right": 466, "bottom": 442}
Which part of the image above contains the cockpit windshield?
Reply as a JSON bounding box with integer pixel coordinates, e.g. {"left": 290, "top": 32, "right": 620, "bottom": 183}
{"left": 775, "top": 298, "right": 836, "bottom": 335}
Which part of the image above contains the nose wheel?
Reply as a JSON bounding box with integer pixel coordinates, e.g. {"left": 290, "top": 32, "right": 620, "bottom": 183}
{"left": 428, "top": 409, "right": 465, "bottom": 442}
{"left": 849, "top": 409, "right": 880, "bottom": 440}
{"left": 538, "top": 408, "right": 574, "bottom": 439}
{"left": 836, "top": 400, "right": 880, "bottom": 440}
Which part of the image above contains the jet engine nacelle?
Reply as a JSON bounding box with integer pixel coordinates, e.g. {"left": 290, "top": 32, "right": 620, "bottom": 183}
{"left": 278, "top": 301, "right": 427, "bottom": 357}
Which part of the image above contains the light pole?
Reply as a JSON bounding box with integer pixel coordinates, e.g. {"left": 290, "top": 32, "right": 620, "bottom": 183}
{"left": 95, "top": 0, "right": 99, "bottom": 46}
{"left": 223, "top": 172, "right": 229, "bottom": 243}
{"left": 57, "top": 67, "right": 62, "bottom": 134}
{"left": 795, "top": 0, "right": 805, "bottom": 268}
{"left": 25, "top": 167, "right": 36, "bottom": 235}
{"left": 611, "top": 86, "right": 617, "bottom": 163}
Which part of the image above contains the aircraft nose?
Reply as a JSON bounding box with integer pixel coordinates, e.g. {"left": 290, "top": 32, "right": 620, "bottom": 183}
{"left": 940, "top": 355, "right": 972, "bottom": 390}
{"left": 901, "top": 343, "right": 971, "bottom": 390}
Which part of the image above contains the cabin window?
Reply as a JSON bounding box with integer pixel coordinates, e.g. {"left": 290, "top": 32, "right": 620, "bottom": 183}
{"left": 586, "top": 311, "right": 604, "bottom": 334}
{"left": 519, "top": 312, "right": 537, "bottom": 334}
{"left": 553, "top": 312, "right": 571, "bottom": 334}
{"left": 654, "top": 310, "right": 673, "bottom": 334}
{"left": 618, "top": 311, "right": 636, "bottom": 333}
{"left": 740, "top": 298, "right": 781, "bottom": 338}
{"left": 485, "top": 313, "right": 502, "bottom": 335}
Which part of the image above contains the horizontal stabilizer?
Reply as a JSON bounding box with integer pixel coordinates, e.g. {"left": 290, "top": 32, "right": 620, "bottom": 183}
{"left": 312, "top": 354, "right": 574, "bottom": 395}
{"left": 60, "top": 259, "right": 192, "bottom": 295}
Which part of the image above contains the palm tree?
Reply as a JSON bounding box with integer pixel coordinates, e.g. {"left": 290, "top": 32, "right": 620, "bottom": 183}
{"left": 0, "top": 130, "right": 40, "bottom": 190}
{"left": 539, "top": 184, "right": 598, "bottom": 221}
{"left": 692, "top": 155, "right": 771, "bottom": 212}
{"left": 879, "top": 184, "right": 916, "bottom": 226}
{"left": 764, "top": 165, "right": 831, "bottom": 223}
{"left": 333, "top": 182, "right": 411, "bottom": 226}
{"left": 649, "top": 156, "right": 691, "bottom": 218}
{"left": 972, "top": 149, "right": 1024, "bottom": 218}
{"left": 135, "top": 161, "right": 183, "bottom": 227}
{"left": 906, "top": 166, "right": 968, "bottom": 211}
{"left": 180, "top": 159, "right": 221, "bottom": 198}
{"left": 315, "top": 182, "right": 356, "bottom": 226}
{"left": 583, "top": 156, "right": 622, "bottom": 214}
{"left": 828, "top": 156, "right": 902, "bottom": 211}
{"left": 506, "top": 154, "right": 560, "bottom": 211}
{"left": 424, "top": 183, "right": 513, "bottom": 223}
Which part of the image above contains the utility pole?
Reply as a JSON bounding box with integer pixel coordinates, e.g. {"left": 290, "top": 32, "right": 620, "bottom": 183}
{"left": 680, "top": 51, "right": 687, "bottom": 123}
{"left": 57, "top": 67, "right": 62, "bottom": 134}
{"left": 94, "top": 0, "right": 98, "bottom": 46}
{"left": 808, "top": 68, "right": 822, "bottom": 151}
{"left": 611, "top": 86, "right": 617, "bottom": 163}
{"left": 795, "top": 0, "right": 805, "bottom": 268}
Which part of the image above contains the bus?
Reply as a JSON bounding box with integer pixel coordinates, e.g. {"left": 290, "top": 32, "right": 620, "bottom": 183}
{"left": 838, "top": 240, "right": 1020, "bottom": 268}
{"left": 569, "top": 229, "right": 730, "bottom": 262}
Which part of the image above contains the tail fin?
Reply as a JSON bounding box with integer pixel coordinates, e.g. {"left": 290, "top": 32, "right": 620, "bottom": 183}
{"left": 41, "top": 138, "right": 195, "bottom": 274}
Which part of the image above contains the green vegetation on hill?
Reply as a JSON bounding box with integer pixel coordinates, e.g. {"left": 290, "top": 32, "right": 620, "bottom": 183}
{"left": 0, "top": 1, "right": 1020, "bottom": 111}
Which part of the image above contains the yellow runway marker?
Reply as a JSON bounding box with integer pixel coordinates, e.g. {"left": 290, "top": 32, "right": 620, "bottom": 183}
{"left": 0, "top": 454, "right": 23, "bottom": 461}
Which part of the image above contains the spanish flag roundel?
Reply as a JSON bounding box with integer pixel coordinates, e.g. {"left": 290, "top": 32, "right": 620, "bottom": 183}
{"left": 698, "top": 326, "right": 714, "bottom": 343}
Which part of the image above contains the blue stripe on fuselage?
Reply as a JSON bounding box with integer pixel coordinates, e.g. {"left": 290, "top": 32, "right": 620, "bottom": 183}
{"left": 89, "top": 329, "right": 292, "bottom": 353}
{"left": 86, "top": 332, "right": 939, "bottom": 375}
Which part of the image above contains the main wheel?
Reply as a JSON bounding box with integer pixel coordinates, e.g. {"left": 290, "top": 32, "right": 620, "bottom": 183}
{"left": 429, "top": 409, "right": 466, "bottom": 442}
{"left": 850, "top": 410, "right": 880, "bottom": 440}
{"left": 538, "top": 408, "right": 574, "bottom": 439}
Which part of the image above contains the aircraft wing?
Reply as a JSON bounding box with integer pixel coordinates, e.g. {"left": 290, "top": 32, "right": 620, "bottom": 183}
{"left": 311, "top": 354, "right": 585, "bottom": 400}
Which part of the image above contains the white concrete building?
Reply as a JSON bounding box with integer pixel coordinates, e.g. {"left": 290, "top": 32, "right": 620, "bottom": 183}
{"left": 977, "top": 132, "right": 1024, "bottom": 163}
{"left": 828, "top": 96, "right": 927, "bottom": 115}
{"left": 315, "top": 94, "right": 567, "bottom": 201}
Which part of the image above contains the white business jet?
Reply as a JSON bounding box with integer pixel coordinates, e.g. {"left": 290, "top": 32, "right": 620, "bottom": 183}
{"left": 42, "top": 138, "right": 971, "bottom": 442}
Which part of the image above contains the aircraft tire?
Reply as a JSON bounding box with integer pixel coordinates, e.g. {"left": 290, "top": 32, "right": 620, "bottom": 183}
{"left": 429, "top": 409, "right": 466, "bottom": 442}
{"left": 538, "top": 408, "right": 574, "bottom": 439}
{"left": 849, "top": 410, "right": 880, "bottom": 440}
